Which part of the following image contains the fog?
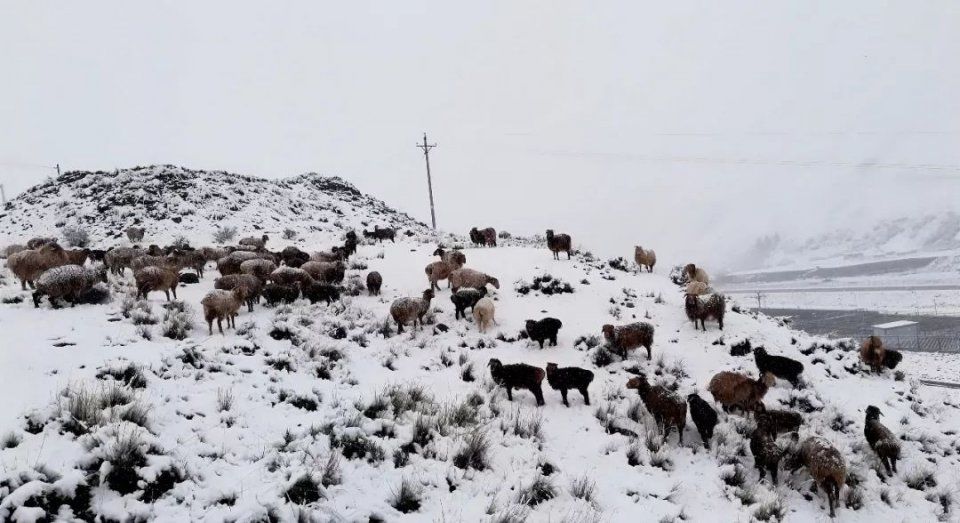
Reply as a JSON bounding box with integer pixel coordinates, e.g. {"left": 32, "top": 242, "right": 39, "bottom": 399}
{"left": 2, "top": 1, "right": 958, "bottom": 270}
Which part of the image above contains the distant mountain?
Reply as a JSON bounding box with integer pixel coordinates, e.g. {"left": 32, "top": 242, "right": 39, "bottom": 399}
{"left": 0, "top": 165, "right": 431, "bottom": 245}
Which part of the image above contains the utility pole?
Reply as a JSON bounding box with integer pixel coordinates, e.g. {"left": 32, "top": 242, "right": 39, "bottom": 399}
{"left": 416, "top": 133, "right": 437, "bottom": 229}
{"left": 56, "top": 163, "right": 61, "bottom": 177}
{"left": 756, "top": 291, "right": 763, "bottom": 313}
{"left": 0, "top": 184, "right": 5, "bottom": 205}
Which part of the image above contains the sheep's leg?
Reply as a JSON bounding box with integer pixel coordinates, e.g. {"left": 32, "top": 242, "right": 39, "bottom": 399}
{"left": 20, "top": 280, "right": 27, "bottom": 291}
{"left": 505, "top": 387, "right": 513, "bottom": 401}
{"left": 28, "top": 280, "right": 35, "bottom": 290}
{"left": 396, "top": 321, "right": 404, "bottom": 334}
{"left": 172, "top": 287, "right": 178, "bottom": 300}
{"left": 718, "top": 317, "right": 724, "bottom": 330}
{"left": 560, "top": 389, "right": 569, "bottom": 407}
{"left": 891, "top": 457, "right": 897, "bottom": 474}
{"left": 646, "top": 346, "right": 652, "bottom": 360}
{"left": 164, "top": 290, "right": 170, "bottom": 301}
{"left": 32, "top": 292, "right": 41, "bottom": 308}
{"left": 532, "top": 385, "right": 545, "bottom": 406}
{"left": 770, "top": 465, "right": 778, "bottom": 485}
{"left": 207, "top": 319, "right": 213, "bottom": 335}
{"left": 825, "top": 481, "right": 836, "bottom": 517}
{"left": 756, "top": 462, "right": 766, "bottom": 481}
{"left": 580, "top": 387, "right": 590, "bottom": 405}
{"left": 217, "top": 317, "right": 224, "bottom": 335}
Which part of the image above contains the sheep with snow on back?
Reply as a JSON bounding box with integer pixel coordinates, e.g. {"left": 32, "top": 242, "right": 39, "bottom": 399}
{"left": 601, "top": 322, "right": 655, "bottom": 359}
{"left": 754, "top": 347, "right": 803, "bottom": 387}
{"left": 683, "top": 263, "right": 710, "bottom": 284}
{"left": 685, "top": 281, "right": 710, "bottom": 296}
{"left": 448, "top": 268, "right": 500, "bottom": 293}
{"left": 32, "top": 264, "right": 107, "bottom": 308}
{"left": 300, "top": 261, "right": 345, "bottom": 284}
{"left": 169, "top": 249, "right": 206, "bottom": 277}
{"left": 7, "top": 243, "right": 71, "bottom": 290}
{"left": 425, "top": 260, "right": 457, "bottom": 291}
{"left": 545, "top": 229, "right": 572, "bottom": 260}
{"left": 433, "top": 247, "right": 466, "bottom": 268}
{"left": 473, "top": 297, "right": 496, "bottom": 333}
{"left": 217, "top": 251, "right": 261, "bottom": 276}
{"left": 126, "top": 227, "right": 145, "bottom": 243}
{"left": 134, "top": 266, "right": 179, "bottom": 301}
{"left": 2, "top": 244, "right": 26, "bottom": 259}
{"left": 750, "top": 428, "right": 783, "bottom": 485}
{"left": 860, "top": 335, "right": 886, "bottom": 373}
{"left": 545, "top": 363, "right": 593, "bottom": 407}
{"left": 626, "top": 374, "right": 686, "bottom": 444}
{"left": 755, "top": 404, "right": 803, "bottom": 437}
{"left": 214, "top": 274, "right": 263, "bottom": 312}
{"left": 280, "top": 246, "right": 310, "bottom": 267}
{"left": 687, "top": 393, "right": 719, "bottom": 447}
{"left": 789, "top": 437, "right": 846, "bottom": 518}
{"left": 310, "top": 249, "right": 344, "bottom": 263}
{"left": 864, "top": 405, "right": 900, "bottom": 476}
{"left": 269, "top": 266, "right": 315, "bottom": 288}
{"left": 104, "top": 247, "right": 143, "bottom": 276}
{"left": 450, "top": 287, "right": 487, "bottom": 320}
{"left": 201, "top": 246, "right": 231, "bottom": 263}
{"left": 366, "top": 271, "right": 382, "bottom": 295}
{"left": 303, "top": 282, "right": 340, "bottom": 305}
{"left": 707, "top": 371, "right": 775, "bottom": 413}
{"left": 130, "top": 254, "right": 178, "bottom": 274}
{"left": 239, "top": 234, "right": 269, "bottom": 249}
{"left": 634, "top": 246, "right": 656, "bottom": 272}
{"left": 685, "top": 293, "right": 725, "bottom": 331}
{"left": 65, "top": 249, "right": 90, "bottom": 266}
{"left": 488, "top": 359, "right": 545, "bottom": 406}
{"left": 390, "top": 289, "right": 434, "bottom": 333}
{"left": 201, "top": 288, "right": 244, "bottom": 335}
{"left": 525, "top": 318, "right": 562, "bottom": 348}
{"left": 27, "top": 237, "right": 57, "bottom": 249}
{"left": 262, "top": 283, "right": 300, "bottom": 306}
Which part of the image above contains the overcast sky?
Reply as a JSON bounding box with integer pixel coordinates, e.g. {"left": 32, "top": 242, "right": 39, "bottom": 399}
{"left": 2, "top": 1, "right": 958, "bottom": 268}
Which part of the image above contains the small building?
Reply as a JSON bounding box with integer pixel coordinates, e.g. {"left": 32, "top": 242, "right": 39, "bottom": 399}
{"left": 872, "top": 320, "right": 919, "bottom": 350}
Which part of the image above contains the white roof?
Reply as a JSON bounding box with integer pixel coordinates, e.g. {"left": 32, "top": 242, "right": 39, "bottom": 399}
{"left": 873, "top": 320, "right": 918, "bottom": 329}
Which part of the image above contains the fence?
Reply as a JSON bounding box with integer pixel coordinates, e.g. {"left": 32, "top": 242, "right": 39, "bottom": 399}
{"left": 858, "top": 334, "right": 960, "bottom": 354}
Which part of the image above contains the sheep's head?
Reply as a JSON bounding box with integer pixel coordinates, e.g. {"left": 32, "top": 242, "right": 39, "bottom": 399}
{"left": 625, "top": 375, "right": 647, "bottom": 391}
{"left": 545, "top": 229, "right": 554, "bottom": 239}
{"left": 487, "top": 277, "right": 500, "bottom": 289}
{"left": 865, "top": 405, "right": 882, "bottom": 420}
{"left": 753, "top": 346, "right": 767, "bottom": 358}
{"left": 525, "top": 319, "right": 537, "bottom": 332}
{"left": 432, "top": 246, "right": 445, "bottom": 257}
{"left": 686, "top": 392, "right": 701, "bottom": 403}
{"left": 601, "top": 324, "right": 615, "bottom": 340}
{"left": 760, "top": 372, "right": 776, "bottom": 387}
{"left": 487, "top": 358, "right": 502, "bottom": 372}
{"left": 684, "top": 263, "right": 696, "bottom": 277}
{"left": 545, "top": 362, "right": 558, "bottom": 374}
{"left": 684, "top": 294, "right": 699, "bottom": 308}
{"left": 422, "top": 289, "right": 435, "bottom": 301}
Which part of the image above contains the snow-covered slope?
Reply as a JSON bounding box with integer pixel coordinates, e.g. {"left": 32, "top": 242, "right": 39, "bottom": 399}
{"left": 0, "top": 165, "right": 432, "bottom": 246}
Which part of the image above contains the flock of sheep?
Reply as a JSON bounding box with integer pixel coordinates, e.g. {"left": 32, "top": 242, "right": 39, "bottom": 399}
{"left": 2, "top": 224, "right": 909, "bottom": 519}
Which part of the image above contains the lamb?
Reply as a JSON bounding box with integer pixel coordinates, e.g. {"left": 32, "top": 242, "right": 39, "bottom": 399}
{"left": 685, "top": 293, "right": 725, "bottom": 331}
{"left": 269, "top": 266, "right": 315, "bottom": 287}
{"left": 448, "top": 268, "right": 500, "bottom": 293}
{"left": 6, "top": 243, "right": 71, "bottom": 290}
{"left": 754, "top": 347, "right": 804, "bottom": 387}
{"left": 217, "top": 251, "right": 262, "bottom": 276}
{"left": 545, "top": 229, "right": 572, "bottom": 260}
{"left": 864, "top": 405, "right": 900, "bottom": 476}
{"left": 749, "top": 428, "right": 783, "bottom": 485}
{"left": 425, "top": 260, "right": 457, "bottom": 291}
{"left": 450, "top": 287, "right": 487, "bottom": 320}
{"left": 239, "top": 234, "right": 269, "bottom": 249}
{"left": 280, "top": 246, "right": 310, "bottom": 267}
{"left": 366, "top": 271, "right": 382, "bottom": 295}
{"left": 27, "top": 237, "right": 57, "bottom": 249}
{"left": 601, "top": 322, "right": 655, "bottom": 359}
{"left": 303, "top": 281, "right": 340, "bottom": 305}
{"left": 126, "top": 226, "right": 145, "bottom": 243}
{"left": 65, "top": 249, "right": 90, "bottom": 266}
{"left": 545, "top": 363, "right": 593, "bottom": 407}
{"left": 755, "top": 405, "right": 803, "bottom": 436}
{"left": 488, "top": 359, "right": 545, "bottom": 406}
{"left": 32, "top": 264, "right": 107, "bottom": 308}
{"left": 683, "top": 263, "right": 710, "bottom": 284}
{"left": 634, "top": 246, "right": 656, "bottom": 272}
{"left": 201, "top": 288, "right": 245, "bottom": 335}
{"left": 525, "top": 317, "right": 562, "bottom": 348}
{"left": 262, "top": 283, "right": 300, "bottom": 306}
{"left": 860, "top": 335, "right": 886, "bottom": 373}
{"left": 685, "top": 281, "right": 710, "bottom": 296}
{"left": 214, "top": 274, "right": 263, "bottom": 312}
{"left": 240, "top": 258, "right": 278, "bottom": 282}
{"left": 707, "top": 371, "right": 775, "bottom": 413}
{"left": 134, "top": 266, "right": 179, "bottom": 301}
{"left": 687, "top": 393, "right": 719, "bottom": 447}
{"left": 473, "top": 297, "right": 496, "bottom": 333}
{"left": 791, "top": 437, "right": 846, "bottom": 518}
{"left": 626, "top": 374, "right": 687, "bottom": 444}
{"left": 883, "top": 349, "right": 903, "bottom": 370}
{"left": 104, "top": 247, "right": 144, "bottom": 276}
{"left": 390, "top": 289, "right": 434, "bottom": 333}
{"left": 433, "top": 247, "right": 466, "bottom": 268}
{"left": 300, "top": 261, "right": 345, "bottom": 284}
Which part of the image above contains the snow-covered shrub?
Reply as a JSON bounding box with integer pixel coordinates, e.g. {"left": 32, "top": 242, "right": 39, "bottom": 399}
{"left": 390, "top": 478, "right": 422, "bottom": 513}
{"left": 282, "top": 228, "right": 297, "bottom": 240}
{"left": 1, "top": 431, "right": 22, "bottom": 449}
{"left": 330, "top": 431, "right": 385, "bottom": 462}
{"left": 160, "top": 301, "right": 193, "bottom": 340}
{"left": 517, "top": 474, "right": 556, "bottom": 506}
{"left": 285, "top": 474, "right": 323, "bottom": 504}
{"left": 515, "top": 274, "right": 574, "bottom": 296}
{"left": 453, "top": 430, "right": 490, "bottom": 470}
{"left": 96, "top": 363, "right": 147, "bottom": 389}
{"left": 213, "top": 225, "right": 238, "bottom": 243}
{"left": 61, "top": 225, "right": 90, "bottom": 247}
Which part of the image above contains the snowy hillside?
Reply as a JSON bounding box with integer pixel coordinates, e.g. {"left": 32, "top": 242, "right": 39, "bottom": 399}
{"left": 1, "top": 180, "right": 959, "bottom": 521}
{"left": 0, "top": 165, "right": 432, "bottom": 246}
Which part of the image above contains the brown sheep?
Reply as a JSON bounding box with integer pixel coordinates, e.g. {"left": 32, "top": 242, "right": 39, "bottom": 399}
{"left": 390, "top": 289, "right": 435, "bottom": 333}
{"left": 602, "top": 322, "right": 655, "bottom": 359}
{"left": 215, "top": 273, "right": 263, "bottom": 312}
{"left": 448, "top": 268, "right": 500, "bottom": 293}
{"left": 240, "top": 258, "right": 277, "bottom": 282}
{"left": 239, "top": 234, "right": 269, "bottom": 249}
{"left": 366, "top": 271, "right": 383, "bottom": 295}
{"left": 301, "top": 261, "right": 345, "bottom": 284}
{"left": 2, "top": 244, "right": 26, "bottom": 259}
{"left": 864, "top": 405, "right": 900, "bottom": 476}
{"left": 6, "top": 243, "right": 71, "bottom": 290}
{"left": 269, "top": 266, "right": 315, "bottom": 287}
{"left": 125, "top": 226, "right": 146, "bottom": 243}
{"left": 707, "top": 371, "right": 774, "bottom": 413}
{"left": 791, "top": 436, "right": 846, "bottom": 518}
{"left": 634, "top": 246, "right": 656, "bottom": 272}
{"left": 104, "top": 247, "right": 144, "bottom": 276}
{"left": 201, "top": 288, "right": 244, "bottom": 335}
{"left": 685, "top": 281, "right": 709, "bottom": 296}
{"left": 545, "top": 229, "right": 572, "bottom": 260}
{"left": 425, "top": 260, "right": 457, "bottom": 291}
{"left": 683, "top": 263, "right": 710, "bottom": 285}
{"left": 433, "top": 247, "right": 466, "bottom": 268}
{"left": 626, "top": 374, "right": 687, "bottom": 444}
{"left": 65, "top": 249, "right": 90, "bottom": 266}
{"left": 685, "top": 293, "right": 725, "bottom": 331}
{"left": 134, "top": 266, "right": 179, "bottom": 301}
{"left": 27, "top": 237, "right": 57, "bottom": 249}
{"left": 860, "top": 335, "right": 885, "bottom": 373}
{"left": 217, "top": 251, "right": 262, "bottom": 276}
{"left": 170, "top": 249, "right": 206, "bottom": 277}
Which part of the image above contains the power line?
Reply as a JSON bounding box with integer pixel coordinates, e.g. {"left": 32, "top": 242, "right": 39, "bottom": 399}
{"left": 416, "top": 133, "right": 438, "bottom": 230}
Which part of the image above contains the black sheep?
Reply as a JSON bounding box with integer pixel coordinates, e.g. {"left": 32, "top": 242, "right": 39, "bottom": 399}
{"left": 262, "top": 283, "right": 299, "bottom": 306}
{"left": 488, "top": 358, "right": 545, "bottom": 406}
{"left": 525, "top": 318, "right": 563, "bottom": 348}
{"left": 750, "top": 428, "right": 783, "bottom": 485}
{"left": 754, "top": 347, "right": 803, "bottom": 387}
{"left": 755, "top": 404, "right": 803, "bottom": 437}
{"left": 686, "top": 393, "right": 719, "bottom": 447}
{"left": 883, "top": 349, "right": 903, "bottom": 370}
{"left": 450, "top": 287, "right": 487, "bottom": 320}
{"left": 303, "top": 282, "right": 340, "bottom": 305}
{"left": 366, "top": 271, "right": 382, "bottom": 296}
{"left": 545, "top": 363, "right": 593, "bottom": 407}
{"left": 684, "top": 293, "right": 725, "bottom": 331}
{"left": 864, "top": 405, "right": 900, "bottom": 476}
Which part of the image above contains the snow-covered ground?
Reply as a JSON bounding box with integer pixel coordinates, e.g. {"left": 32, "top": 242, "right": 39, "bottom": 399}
{"left": 2, "top": 237, "right": 959, "bottom": 521}
{"left": 725, "top": 288, "right": 960, "bottom": 316}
